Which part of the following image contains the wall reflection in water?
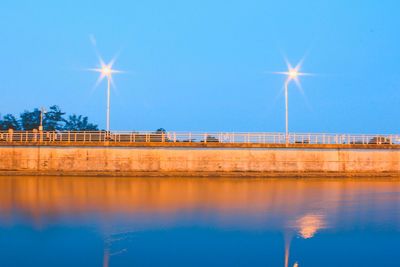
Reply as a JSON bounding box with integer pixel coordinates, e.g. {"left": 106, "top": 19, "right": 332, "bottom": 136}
{"left": 0, "top": 177, "right": 399, "bottom": 266}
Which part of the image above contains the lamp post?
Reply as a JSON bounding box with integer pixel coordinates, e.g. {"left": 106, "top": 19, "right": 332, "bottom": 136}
{"left": 271, "top": 58, "right": 310, "bottom": 144}
{"left": 39, "top": 108, "right": 46, "bottom": 131}
{"left": 285, "top": 70, "right": 298, "bottom": 143}
{"left": 89, "top": 60, "right": 120, "bottom": 141}
{"left": 101, "top": 66, "right": 111, "bottom": 135}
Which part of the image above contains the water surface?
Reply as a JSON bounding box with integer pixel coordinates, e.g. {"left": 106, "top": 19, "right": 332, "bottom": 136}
{"left": 0, "top": 177, "right": 399, "bottom": 266}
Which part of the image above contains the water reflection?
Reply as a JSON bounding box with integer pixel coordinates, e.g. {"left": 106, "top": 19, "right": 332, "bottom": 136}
{"left": 103, "top": 232, "right": 130, "bottom": 267}
{"left": 0, "top": 177, "right": 399, "bottom": 266}
{"left": 296, "top": 213, "right": 326, "bottom": 239}
{"left": 285, "top": 212, "right": 326, "bottom": 266}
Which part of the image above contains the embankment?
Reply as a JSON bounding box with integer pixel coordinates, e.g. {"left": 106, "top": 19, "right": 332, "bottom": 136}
{"left": 0, "top": 142, "right": 399, "bottom": 177}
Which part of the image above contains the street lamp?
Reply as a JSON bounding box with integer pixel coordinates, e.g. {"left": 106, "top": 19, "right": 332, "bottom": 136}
{"left": 89, "top": 60, "right": 120, "bottom": 138}
{"left": 285, "top": 69, "right": 298, "bottom": 141}
{"left": 274, "top": 61, "right": 310, "bottom": 143}
{"left": 39, "top": 108, "right": 46, "bottom": 131}
{"left": 101, "top": 66, "right": 112, "bottom": 135}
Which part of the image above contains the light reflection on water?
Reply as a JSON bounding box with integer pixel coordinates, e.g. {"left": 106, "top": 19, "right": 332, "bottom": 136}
{"left": 0, "top": 177, "right": 399, "bottom": 266}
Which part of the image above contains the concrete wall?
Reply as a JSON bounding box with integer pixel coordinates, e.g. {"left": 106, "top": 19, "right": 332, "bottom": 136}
{"left": 1, "top": 145, "right": 400, "bottom": 176}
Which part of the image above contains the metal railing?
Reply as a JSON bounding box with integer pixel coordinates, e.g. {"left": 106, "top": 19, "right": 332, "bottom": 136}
{"left": 0, "top": 130, "right": 399, "bottom": 145}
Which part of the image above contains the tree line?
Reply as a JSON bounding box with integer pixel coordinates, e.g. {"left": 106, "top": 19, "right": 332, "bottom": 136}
{"left": 0, "top": 105, "right": 99, "bottom": 131}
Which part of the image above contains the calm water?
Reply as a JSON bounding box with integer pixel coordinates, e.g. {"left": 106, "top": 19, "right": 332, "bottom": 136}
{"left": 0, "top": 177, "right": 399, "bottom": 266}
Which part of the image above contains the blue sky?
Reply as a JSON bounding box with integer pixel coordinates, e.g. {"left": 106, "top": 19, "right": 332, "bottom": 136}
{"left": 1, "top": 0, "right": 399, "bottom": 133}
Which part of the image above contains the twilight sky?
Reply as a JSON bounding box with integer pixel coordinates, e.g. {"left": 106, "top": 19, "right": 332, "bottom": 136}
{"left": 1, "top": 0, "right": 399, "bottom": 133}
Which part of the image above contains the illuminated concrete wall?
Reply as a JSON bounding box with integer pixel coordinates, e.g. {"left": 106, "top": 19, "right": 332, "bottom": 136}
{"left": 0, "top": 145, "right": 399, "bottom": 176}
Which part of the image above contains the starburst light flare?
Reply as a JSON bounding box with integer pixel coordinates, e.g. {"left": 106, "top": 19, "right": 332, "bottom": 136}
{"left": 274, "top": 60, "right": 312, "bottom": 85}
{"left": 88, "top": 54, "right": 123, "bottom": 136}
{"left": 271, "top": 58, "right": 313, "bottom": 143}
{"left": 88, "top": 59, "right": 121, "bottom": 88}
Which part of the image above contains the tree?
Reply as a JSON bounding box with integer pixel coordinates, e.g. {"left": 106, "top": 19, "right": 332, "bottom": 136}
{"left": 20, "top": 107, "right": 65, "bottom": 131}
{"left": 43, "top": 105, "right": 66, "bottom": 131}
{"left": 20, "top": 108, "right": 41, "bottom": 131}
{"left": 0, "top": 114, "right": 21, "bottom": 130}
{"left": 155, "top": 128, "right": 166, "bottom": 133}
{"left": 2, "top": 105, "right": 98, "bottom": 131}
{"left": 63, "top": 114, "right": 99, "bottom": 131}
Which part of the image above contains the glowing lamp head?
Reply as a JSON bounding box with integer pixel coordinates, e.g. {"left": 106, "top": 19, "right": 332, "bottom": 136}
{"left": 102, "top": 66, "right": 111, "bottom": 75}
{"left": 289, "top": 70, "right": 298, "bottom": 78}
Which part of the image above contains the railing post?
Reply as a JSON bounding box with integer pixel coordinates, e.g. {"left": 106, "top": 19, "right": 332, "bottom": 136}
{"left": 8, "top": 129, "right": 13, "bottom": 142}
{"left": 33, "top": 129, "right": 38, "bottom": 142}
